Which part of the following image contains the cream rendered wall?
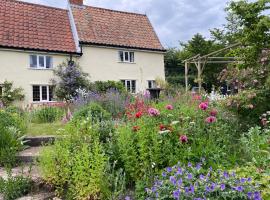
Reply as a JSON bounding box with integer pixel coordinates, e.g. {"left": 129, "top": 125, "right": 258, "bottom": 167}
{"left": 0, "top": 49, "right": 68, "bottom": 106}
{"left": 79, "top": 46, "right": 165, "bottom": 92}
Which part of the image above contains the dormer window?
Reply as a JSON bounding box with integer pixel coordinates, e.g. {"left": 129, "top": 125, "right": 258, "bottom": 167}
{"left": 119, "top": 51, "right": 135, "bottom": 63}
{"left": 30, "top": 55, "right": 53, "bottom": 69}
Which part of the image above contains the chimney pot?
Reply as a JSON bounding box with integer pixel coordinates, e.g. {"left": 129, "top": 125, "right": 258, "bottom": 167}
{"left": 70, "top": 0, "right": 83, "bottom": 5}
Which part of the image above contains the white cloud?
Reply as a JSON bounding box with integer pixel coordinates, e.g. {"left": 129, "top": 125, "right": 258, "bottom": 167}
{"left": 19, "top": 0, "right": 229, "bottom": 47}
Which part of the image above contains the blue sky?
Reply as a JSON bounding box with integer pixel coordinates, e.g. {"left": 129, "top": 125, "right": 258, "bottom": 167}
{"left": 20, "top": 0, "right": 229, "bottom": 48}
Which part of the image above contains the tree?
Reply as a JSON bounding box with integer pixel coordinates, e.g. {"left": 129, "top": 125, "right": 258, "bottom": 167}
{"left": 52, "top": 60, "right": 91, "bottom": 100}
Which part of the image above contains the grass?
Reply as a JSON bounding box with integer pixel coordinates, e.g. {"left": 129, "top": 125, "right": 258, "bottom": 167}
{"left": 27, "top": 122, "right": 65, "bottom": 136}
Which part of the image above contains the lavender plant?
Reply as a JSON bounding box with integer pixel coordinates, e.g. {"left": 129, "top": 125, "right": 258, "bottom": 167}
{"left": 146, "top": 161, "right": 262, "bottom": 200}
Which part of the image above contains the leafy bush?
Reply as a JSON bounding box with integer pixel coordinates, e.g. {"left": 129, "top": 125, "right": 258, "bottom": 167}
{"left": 0, "top": 81, "right": 24, "bottom": 106}
{"left": 39, "top": 120, "right": 109, "bottom": 199}
{"left": 0, "top": 173, "right": 31, "bottom": 200}
{"left": 72, "top": 102, "right": 111, "bottom": 123}
{"left": 91, "top": 81, "right": 126, "bottom": 93}
{"left": 146, "top": 161, "right": 262, "bottom": 200}
{"left": 240, "top": 127, "right": 270, "bottom": 168}
{"left": 31, "top": 106, "right": 64, "bottom": 123}
{"left": 0, "top": 109, "right": 27, "bottom": 134}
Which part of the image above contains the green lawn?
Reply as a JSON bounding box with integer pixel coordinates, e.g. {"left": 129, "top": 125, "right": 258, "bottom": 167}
{"left": 27, "top": 122, "right": 65, "bottom": 136}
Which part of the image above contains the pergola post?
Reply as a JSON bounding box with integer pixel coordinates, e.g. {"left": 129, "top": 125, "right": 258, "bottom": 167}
{"left": 185, "top": 61, "right": 189, "bottom": 92}
{"left": 197, "top": 60, "right": 202, "bottom": 93}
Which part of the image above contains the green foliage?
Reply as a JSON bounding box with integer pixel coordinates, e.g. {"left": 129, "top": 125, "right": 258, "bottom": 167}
{"left": 0, "top": 174, "right": 31, "bottom": 200}
{"left": 0, "top": 125, "right": 22, "bottom": 167}
{"left": 52, "top": 60, "right": 91, "bottom": 100}
{"left": 72, "top": 102, "right": 111, "bottom": 123}
{"left": 0, "top": 81, "right": 24, "bottom": 106}
{"left": 31, "top": 106, "right": 64, "bottom": 123}
{"left": 91, "top": 81, "right": 126, "bottom": 93}
{"left": 39, "top": 121, "right": 109, "bottom": 200}
{"left": 240, "top": 127, "right": 270, "bottom": 167}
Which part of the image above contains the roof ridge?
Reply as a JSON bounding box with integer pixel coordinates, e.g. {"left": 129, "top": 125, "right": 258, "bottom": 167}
{"left": 75, "top": 4, "right": 147, "bottom": 16}
{"left": 9, "top": 0, "right": 67, "bottom": 11}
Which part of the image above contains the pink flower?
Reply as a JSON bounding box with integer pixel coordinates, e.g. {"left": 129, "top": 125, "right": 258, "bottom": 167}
{"left": 199, "top": 102, "right": 208, "bottom": 110}
{"left": 205, "top": 116, "right": 217, "bottom": 124}
{"left": 148, "top": 108, "right": 160, "bottom": 117}
{"left": 62, "top": 116, "right": 68, "bottom": 124}
{"left": 210, "top": 109, "right": 218, "bottom": 117}
{"left": 166, "top": 104, "right": 174, "bottom": 110}
{"left": 179, "top": 135, "right": 188, "bottom": 143}
{"left": 248, "top": 104, "right": 254, "bottom": 109}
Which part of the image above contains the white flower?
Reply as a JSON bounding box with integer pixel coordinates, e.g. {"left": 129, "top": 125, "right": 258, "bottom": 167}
{"left": 171, "top": 121, "right": 180, "bottom": 125}
{"left": 189, "top": 122, "right": 195, "bottom": 125}
{"left": 159, "top": 130, "right": 171, "bottom": 134}
{"left": 152, "top": 162, "right": 156, "bottom": 168}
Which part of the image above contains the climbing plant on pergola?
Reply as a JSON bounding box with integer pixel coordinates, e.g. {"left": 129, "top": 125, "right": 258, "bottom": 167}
{"left": 183, "top": 43, "right": 240, "bottom": 92}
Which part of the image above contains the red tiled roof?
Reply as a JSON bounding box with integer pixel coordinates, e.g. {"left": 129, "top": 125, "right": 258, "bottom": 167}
{"left": 71, "top": 5, "right": 165, "bottom": 51}
{"left": 0, "top": 0, "right": 77, "bottom": 53}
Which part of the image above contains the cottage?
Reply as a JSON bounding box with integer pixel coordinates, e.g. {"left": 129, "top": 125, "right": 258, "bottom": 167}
{"left": 0, "top": 0, "right": 165, "bottom": 105}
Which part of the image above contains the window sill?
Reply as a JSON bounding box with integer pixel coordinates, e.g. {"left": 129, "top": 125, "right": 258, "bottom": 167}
{"left": 118, "top": 62, "right": 136, "bottom": 64}
{"left": 28, "top": 68, "right": 53, "bottom": 70}
{"left": 31, "top": 101, "right": 57, "bottom": 104}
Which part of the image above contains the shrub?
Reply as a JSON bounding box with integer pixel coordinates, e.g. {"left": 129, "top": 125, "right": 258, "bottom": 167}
{"left": 0, "top": 109, "right": 27, "bottom": 134}
{"left": 31, "top": 106, "right": 64, "bottom": 123}
{"left": 0, "top": 173, "right": 31, "bottom": 200}
{"left": 240, "top": 127, "right": 270, "bottom": 168}
{"left": 146, "top": 161, "right": 262, "bottom": 200}
{"left": 39, "top": 120, "right": 109, "bottom": 199}
{"left": 91, "top": 81, "right": 126, "bottom": 93}
{"left": 0, "top": 81, "right": 24, "bottom": 106}
{"left": 0, "top": 126, "right": 23, "bottom": 167}
{"left": 72, "top": 102, "right": 111, "bottom": 123}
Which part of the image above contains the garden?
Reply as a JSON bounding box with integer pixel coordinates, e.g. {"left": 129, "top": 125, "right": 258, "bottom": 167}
{"left": 0, "top": 0, "right": 270, "bottom": 199}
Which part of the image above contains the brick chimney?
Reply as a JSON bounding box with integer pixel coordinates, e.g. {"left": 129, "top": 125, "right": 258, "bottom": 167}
{"left": 69, "top": 0, "right": 83, "bottom": 5}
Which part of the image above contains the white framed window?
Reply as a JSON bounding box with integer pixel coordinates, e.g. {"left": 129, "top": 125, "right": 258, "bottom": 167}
{"left": 30, "top": 55, "right": 53, "bottom": 69}
{"left": 119, "top": 51, "right": 135, "bottom": 63}
{"left": 148, "top": 80, "right": 156, "bottom": 89}
{"left": 32, "top": 85, "right": 54, "bottom": 102}
{"left": 121, "top": 80, "right": 136, "bottom": 93}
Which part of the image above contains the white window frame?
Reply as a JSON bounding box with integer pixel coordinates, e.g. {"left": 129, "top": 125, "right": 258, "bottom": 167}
{"left": 148, "top": 80, "right": 156, "bottom": 89}
{"left": 118, "top": 51, "right": 135, "bottom": 63}
{"left": 121, "top": 80, "right": 136, "bottom": 93}
{"left": 30, "top": 55, "right": 53, "bottom": 69}
{"left": 32, "top": 85, "right": 54, "bottom": 102}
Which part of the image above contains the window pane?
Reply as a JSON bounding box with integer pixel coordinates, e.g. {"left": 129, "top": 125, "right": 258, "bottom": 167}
{"left": 131, "top": 80, "right": 136, "bottom": 93}
{"left": 130, "top": 52, "right": 134, "bottom": 62}
{"left": 148, "top": 81, "right": 152, "bottom": 89}
{"left": 39, "top": 56, "right": 45, "bottom": 68}
{"left": 0, "top": 85, "right": 2, "bottom": 97}
{"left": 127, "top": 80, "right": 131, "bottom": 92}
{"left": 124, "top": 52, "right": 129, "bottom": 61}
{"left": 30, "top": 55, "right": 37, "bottom": 68}
{"left": 42, "top": 86, "right": 47, "bottom": 101}
{"left": 49, "top": 86, "right": 54, "bottom": 101}
{"left": 33, "top": 86, "right": 40, "bottom": 102}
{"left": 46, "top": 56, "right": 52, "bottom": 69}
{"left": 119, "top": 51, "right": 124, "bottom": 62}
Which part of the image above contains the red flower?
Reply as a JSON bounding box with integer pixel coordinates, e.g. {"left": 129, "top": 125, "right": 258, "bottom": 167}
{"left": 179, "top": 135, "right": 188, "bottom": 143}
{"left": 210, "top": 109, "right": 218, "bottom": 117}
{"left": 135, "top": 111, "right": 143, "bottom": 118}
{"left": 159, "top": 124, "right": 167, "bottom": 131}
{"left": 199, "top": 102, "right": 208, "bottom": 110}
{"left": 133, "top": 126, "right": 140, "bottom": 132}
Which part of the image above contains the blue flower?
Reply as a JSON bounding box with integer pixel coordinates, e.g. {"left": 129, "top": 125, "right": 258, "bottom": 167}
{"left": 176, "top": 167, "right": 183, "bottom": 175}
{"left": 170, "top": 176, "right": 177, "bottom": 185}
{"left": 234, "top": 186, "right": 244, "bottom": 192}
{"left": 188, "top": 162, "right": 192, "bottom": 167}
{"left": 173, "top": 189, "right": 181, "bottom": 199}
{"left": 247, "top": 177, "right": 252, "bottom": 182}
{"left": 205, "top": 186, "right": 211, "bottom": 193}
{"left": 167, "top": 167, "right": 173, "bottom": 173}
{"left": 177, "top": 178, "right": 183, "bottom": 186}
{"left": 247, "top": 192, "right": 253, "bottom": 199}
{"left": 162, "top": 172, "right": 167, "bottom": 177}
{"left": 199, "top": 174, "right": 205, "bottom": 180}
{"left": 187, "top": 173, "right": 193, "bottom": 180}
{"left": 210, "top": 183, "right": 216, "bottom": 191}
{"left": 223, "top": 171, "right": 229, "bottom": 179}
{"left": 196, "top": 163, "right": 202, "bottom": 170}
{"left": 240, "top": 178, "right": 246, "bottom": 183}
{"left": 125, "top": 196, "right": 131, "bottom": 200}
{"left": 220, "top": 184, "right": 225, "bottom": 191}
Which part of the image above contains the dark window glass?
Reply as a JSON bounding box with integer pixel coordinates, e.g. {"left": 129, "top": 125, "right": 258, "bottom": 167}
{"left": 42, "top": 86, "right": 47, "bottom": 101}
{"left": 127, "top": 80, "right": 131, "bottom": 92}
{"left": 130, "top": 52, "right": 134, "bottom": 62}
{"left": 33, "top": 86, "right": 40, "bottom": 102}
{"left": 119, "top": 51, "right": 124, "bottom": 62}
{"left": 30, "top": 55, "right": 37, "bottom": 68}
{"left": 46, "top": 56, "right": 52, "bottom": 68}
{"left": 49, "top": 86, "right": 54, "bottom": 101}
{"left": 131, "top": 80, "right": 136, "bottom": 93}
{"left": 0, "top": 85, "right": 2, "bottom": 97}
{"left": 124, "top": 52, "right": 129, "bottom": 61}
{"left": 148, "top": 81, "right": 152, "bottom": 89}
{"left": 39, "top": 56, "right": 45, "bottom": 68}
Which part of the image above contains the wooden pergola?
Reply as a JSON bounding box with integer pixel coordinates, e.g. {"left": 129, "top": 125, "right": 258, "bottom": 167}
{"left": 183, "top": 43, "right": 240, "bottom": 92}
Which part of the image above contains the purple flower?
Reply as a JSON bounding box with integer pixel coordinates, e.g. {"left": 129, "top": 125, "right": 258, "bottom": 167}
{"left": 125, "top": 196, "right": 131, "bottom": 200}
{"left": 188, "top": 162, "right": 192, "bottom": 167}
{"left": 187, "top": 173, "right": 193, "bottom": 180}
{"left": 170, "top": 176, "right": 177, "bottom": 185}
{"left": 247, "top": 192, "right": 253, "bottom": 199}
{"left": 177, "top": 178, "right": 183, "bottom": 186}
{"left": 196, "top": 163, "right": 202, "bottom": 170}
{"left": 173, "top": 189, "right": 180, "bottom": 199}
{"left": 235, "top": 186, "right": 244, "bottom": 192}
{"left": 199, "top": 174, "right": 205, "bottom": 180}
{"left": 176, "top": 167, "right": 183, "bottom": 175}
{"left": 223, "top": 171, "right": 229, "bottom": 179}
{"left": 167, "top": 167, "right": 172, "bottom": 173}
{"left": 240, "top": 178, "right": 246, "bottom": 183}
{"left": 205, "top": 186, "right": 211, "bottom": 193}
{"left": 148, "top": 108, "right": 160, "bottom": 116}
{"left": 247, "top": 177, "right": 252, "bottom": 182}
{"left": 220, "top": 184, "right": 226, "bottom": 191}
{"left": 210, "top": 183, "right": 216, "bottom": 191}
{"left": 162, "top": 172, "right": 167, "bottom": 177}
